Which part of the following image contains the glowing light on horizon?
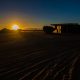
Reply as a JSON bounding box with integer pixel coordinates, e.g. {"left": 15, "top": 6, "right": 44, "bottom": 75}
{"left": 12, "top": 24, "right": 20, "bottom": 30}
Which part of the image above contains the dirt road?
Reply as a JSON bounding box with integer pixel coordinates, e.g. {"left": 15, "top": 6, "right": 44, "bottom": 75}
{"left": 0, "top": 32, "right": 80, "bottom": 80}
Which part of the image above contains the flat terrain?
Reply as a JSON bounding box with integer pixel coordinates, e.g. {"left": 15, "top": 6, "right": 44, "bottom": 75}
{"left": 0, "top": 31, "right": 80, "bottom": 80}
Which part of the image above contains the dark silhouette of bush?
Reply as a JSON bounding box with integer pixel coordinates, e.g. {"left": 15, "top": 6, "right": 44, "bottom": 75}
{"left": 43, "top": 26, "right": 54, "bottom": 34}
{"left": 0, "top": 28, "right": 10, "bottom": 33}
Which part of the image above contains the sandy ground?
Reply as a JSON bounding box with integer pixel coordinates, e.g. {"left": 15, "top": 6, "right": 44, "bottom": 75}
{"left": 0, "top": 31, "right": 80, "bottom": 80}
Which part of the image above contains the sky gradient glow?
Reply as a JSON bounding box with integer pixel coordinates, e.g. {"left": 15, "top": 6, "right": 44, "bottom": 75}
{"left": 0, "top": 0, "right": 80, "bottom": 29}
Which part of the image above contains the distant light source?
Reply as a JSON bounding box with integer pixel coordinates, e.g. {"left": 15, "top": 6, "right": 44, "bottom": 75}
{"left": 12, "top": 24, "right": 20, "bottom": 30}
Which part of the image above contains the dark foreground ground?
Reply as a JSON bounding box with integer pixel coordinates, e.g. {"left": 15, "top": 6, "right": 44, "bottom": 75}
{"left": 0, "top": 31, "right": 80, "bottom": 80}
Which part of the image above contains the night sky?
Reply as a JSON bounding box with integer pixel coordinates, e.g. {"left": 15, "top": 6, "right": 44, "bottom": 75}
{"left": 0, "top": 0, "right": 80, "bottom": 29}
